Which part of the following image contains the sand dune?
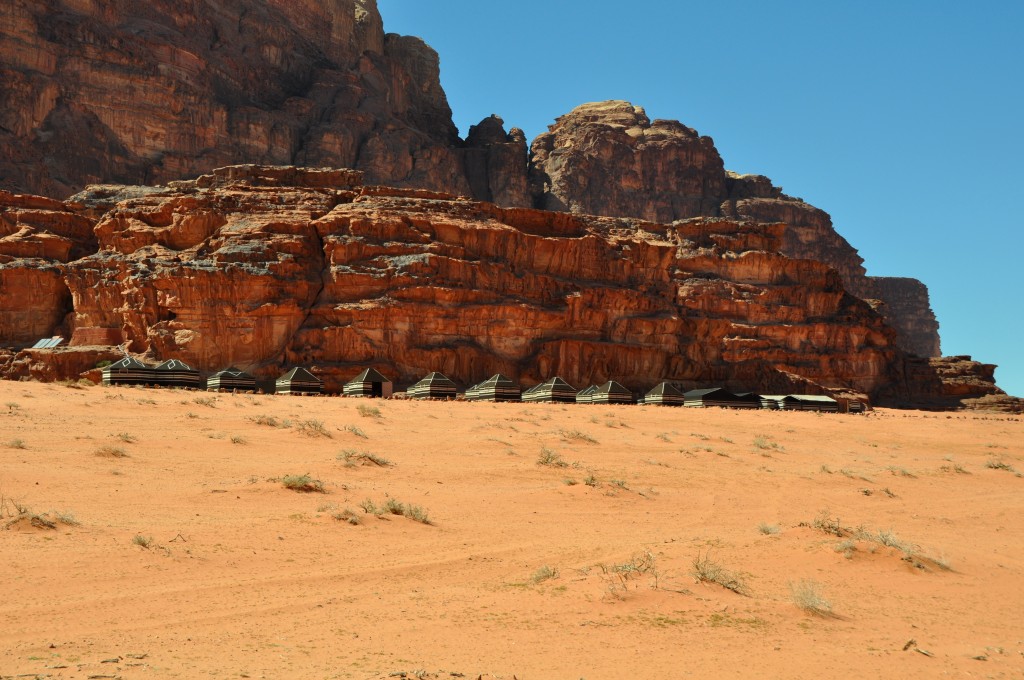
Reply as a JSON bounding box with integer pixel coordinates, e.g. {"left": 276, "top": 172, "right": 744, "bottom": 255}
{"left": 1, "top": 380, "right": 1021, "bottom": 679}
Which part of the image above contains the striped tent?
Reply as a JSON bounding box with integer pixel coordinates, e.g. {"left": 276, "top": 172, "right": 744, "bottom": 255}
{"left": 590, "top": 381, "right": 634, "bottom": 405}
{"left": 787, "top": 395, "right": 840, "bottom": 413}
{"left": 643, "top": 382, "right": 686, "bottom": 406}
{"left": 207, "top": 367, "right": 257, "bottom": 392}
{"left": 154, "top": 359, "right": 202, "bottom": 389}
{"left": 275, "top": 367, "right": 322, "bottom": 395}
{"left": 473, "top": 374, "right": 521, "bottom": 402}
{"left": 847, "top": 400, "right": 866, "bottom": 414}
{"left": 758, "top": 395, "right": 785, "bottom": 410}
{"left": 522, "top": 377, "right": 577, "bottom": 404}
{"left": 407, "top": 372, "right": 457, "bottom": 400}
{"left": 683, "top": 388, "right": 759, "bottom": 409}
{"left": 102, "top": 357, "right": 153, "bottom": 386}
{"left": 464, "top": 381, "right": 482, "bottom": 401}
{"left": 575, "top": 385, "right": 596, "bottom": 404}
{"left": 343, "top": 368, "right": 393, "bottom": 398}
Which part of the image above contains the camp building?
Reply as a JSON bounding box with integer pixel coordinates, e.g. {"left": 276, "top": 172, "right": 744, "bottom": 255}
{"left": 471, "top": 374, "right": 521, "bottom": 402}
{"left": 575, "top": 385, "right": 596, "bottom": 404}
{"left": 275, "top": 367, "right": 322, "bottom": 395}
{"left": 522, "top": 377, "right": 577, "bottom": 404}
{"left": 683, "top": 388, "right": 760, "bottom": 409}
{"left": 154, "top": 359, "right": 202, "bottom": 389}
{"left": 102, "top": 357, "right": 154, "bottom": 386}
{"left": 643, "top": 382, "right": 686, "bottom": 406}
{"left": 589, "top": 381, "right": 634, "bottom": 405}
{"left": 343, "top": 368, "right": 393, "bottom": 398}
{"left": 407, "top": 372, "right": 457, "bottom": 400}
{"left": 207, "top": 367, "right": 257, "bottom": 392}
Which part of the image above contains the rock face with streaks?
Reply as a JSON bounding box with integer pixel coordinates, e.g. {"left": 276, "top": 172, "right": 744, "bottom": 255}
{"left": 0, "top": 0, "right": 527, "bottom": 207}
{"left": 529, "top": 102, "right": 941, "bottom": 358}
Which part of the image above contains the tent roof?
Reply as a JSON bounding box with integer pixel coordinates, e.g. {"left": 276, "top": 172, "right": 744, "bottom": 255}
{"left": 593, "top": 381, "right": 630, "bottom": 396}
{"left": 577, "top": 385, "right": 597, "bottom": 396}
{"left": 538, "top": 376, "right": 575, "bottom": 390}
{"left": 155, "top": 359, "right": 197, "bottom": 372}
{"left": 211, "top": 366, "right": 254, "bottom": 378}
{"left": 646, "top": 382, "right": 685, "bottom": 397}
{"left": 349, "top": 368, "right": 391, "bottom": 384}
{"left": 684, "top": 387, "right": 735, "bottom": 399}
{"left": 479, "top": 373, "right": 516, "bottom": 388}
{"left": 278, "top": 367, "right": 321, "bottom": 382}
{"left": 106, "top": 356, "right": 149, "bottom": 370}
{"left": 789, "top": 394, "right": 838, "bottom": 403}
{"left": 416, "top": 372, "right": 456, "bottom": 386}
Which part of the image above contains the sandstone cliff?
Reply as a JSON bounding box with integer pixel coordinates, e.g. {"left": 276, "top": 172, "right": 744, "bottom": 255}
{"left": 0, "top": 0, "right": 526, "bottom": 207}
{"left": 0, "top": 165, "right": 1006, "bottom": 409}
{"left": 529, "top": 101, "right": 942, "bottom": 358}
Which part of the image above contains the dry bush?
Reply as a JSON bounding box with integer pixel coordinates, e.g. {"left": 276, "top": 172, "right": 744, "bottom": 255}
{"left": 281, "top": 474, "right": 326, "bottom": 493}
{"left": 691, "top": 551, "right": 748, "bottom": 595}
{"left": 790, "top": 579, "right": 834, "bottom": 616}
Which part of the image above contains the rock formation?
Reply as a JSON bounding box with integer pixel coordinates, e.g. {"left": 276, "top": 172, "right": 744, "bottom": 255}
{"left": 0, "top": 165, "right": 1010, "bottom": 409}
{"left": 0, "top": 0, "right": 525, "bottom": 207}
{"left": 529, "top": 101, "right": 942, "bottom": 358}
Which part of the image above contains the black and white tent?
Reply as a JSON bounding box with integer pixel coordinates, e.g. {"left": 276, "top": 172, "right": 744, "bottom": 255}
{"left": 102, "top": 357, "right": 154, "bottom": 386}
{"left": 154, "top": 359, "right": 202, "bottom": 389}
{"left": 275, "top": 367, "right": 322, "bottom": 395}
{"left": 683, "top": 388, "right": 759, "bottom": 409}
{"left": 786, "top": 395, "right": 839, "bottom": 412}
{"left": 522, "top": 377, "right": 577, "bottom": 404}
{"left": 590, "top": 381, "right": 634, "bottom": 405}
{"left": 472, "top": 374, "right": 521, "bottom": 402}
{"left": 643, "top": 382, "right": 686, "bottom": 406}
{"left": 343, "top": 368, "right": 393, "bottom": 398}
{"left": 464, "top": 381, "right": 482, "bottom": 401}
{"left": 207, "top": 367, "right": 257, "bottom": 392}
{"left": 575, "top": 385, "right": 596, "bottom": 404}
{"left": 407, "top": 372, "right": 457, "bottom": 400}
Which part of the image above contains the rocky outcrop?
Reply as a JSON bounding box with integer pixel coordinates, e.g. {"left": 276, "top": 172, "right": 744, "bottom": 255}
{"left": 0, "top": 0, "right": 526, "bottom": 207}
{"left": 529, "top": 102, "right": 941, "bottom": 358}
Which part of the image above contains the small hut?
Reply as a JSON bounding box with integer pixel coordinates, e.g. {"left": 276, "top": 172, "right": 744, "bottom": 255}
{"left": 575, "top": 385, "right": 596, "bottom": 404}
{"left": 207, "top": 367, "right": 257, "bottom": 392}
{"left": 407, "top": 372, "right": 457, "bottom": 400}
{"left": 643, "top": 382, "right": 686, "bottom": 406}
{"left": 343, "top": 368, "right": 393, "bottom": 398}
{"left": 787, "top": 395, "right": 839, "bottom": 413}
{"left": 522, "top": 377, "right": 577, "bottom": 404}
{"left": 473, "top": 374, "right": 521, "bottom": 402}
{"left": 275, "top": 367, "right": 322, "bottom": 396}
{"left": 154, "top": 359, "right": 202, "bottom": 389}
{"left": 590, "top": 381, "right": 634, "bottom": 405}
{"left": 683, "top": 388, "right": 758, "bottom": 409}
{"left": 102, "top": 357, "right": 153, "bottom": 386}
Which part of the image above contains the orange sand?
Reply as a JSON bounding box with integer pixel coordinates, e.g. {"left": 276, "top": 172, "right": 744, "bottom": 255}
{"left": 1, "top": 380, "right": 1022, "bottom": 679}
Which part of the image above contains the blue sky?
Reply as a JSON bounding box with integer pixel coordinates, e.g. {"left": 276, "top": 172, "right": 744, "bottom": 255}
{"left": 378, "top": 1, "right": 1024, "bottom": 397}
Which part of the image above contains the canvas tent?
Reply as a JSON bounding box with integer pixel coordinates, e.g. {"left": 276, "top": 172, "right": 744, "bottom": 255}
{"left": 102, "top": 357, "right": 153, "bottom": 386}
{"left": 590, "top": 381, "right": 634, "bottom": 405}
{"left": 786, "top": 395, "right": 839, "bottom": 412}
{"left": 472, "top": 374, "right": 521, "bottom": 402}
{"left": 207, "top": 367, "right": 257, "bottom": 392}
{"left": 575, "top": 385, "right": 596, "bottom": 404}
{"left": 643, "top": 382, "right": 686, "bottom": 406}
{"left": 275, "top": 367, "right": 322, "bottom": 395}
{"left": 407, "top": 372, "right": 457, "bottom": 400}
{"left": 154, "top": 359, "right": 202, "bottom": 389}
{"left": 343, "top": 368, "right": 393, "bottom": 398}
{"left": 522, "top": 377, "right": 577, "bottom": 404}
{"left": 683, "top": 388, "right": 759, "bottom": 409}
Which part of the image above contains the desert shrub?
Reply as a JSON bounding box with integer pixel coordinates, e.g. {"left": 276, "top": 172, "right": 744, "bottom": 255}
{"left": 332, "top": 509, "right": 362, "bottom": 526}
{"left": 531, "top": 565, "right": 559, "bottom": 584}
{"left": 5, "top": 438, "right": 27, "bottom": 449}
{"left": 790, "top": 579, "right": 833, "bottom": 616}
{"left": 537, "top": 448, "right": 567, "bottom": 467}
{"left": 691, "top": 551, "right": 747, "bottom": 595}
{"left": 561, "top": 429, "right": 598, "bottom": 444}
{"left": 343, "top": 424, "right": 367, "bottom": 439}
{"left": 95, "top": 445, "right": 129, "bottom": 458}
{"left": 403, "top": 504, "right": 431, "bottom": 524}
{"left": 132, "top": 534, "right": 153, "bottom": 549}
{"left": 298, "top": 419, "right": 332, "bottom": 438}
{"left": 757, "top": 522, "right": 780, "bottom": 535}
{"left": 356, "top": 404, "right": 382, "bottom": 419}
{"left": 116, "top": 432, "right": 137, "bottom": 443}
{"left": 337, "top": 450, "right": 390, "bottom": 467}
{"left": 281, "top": 474, "right": 326, "bottom": 493}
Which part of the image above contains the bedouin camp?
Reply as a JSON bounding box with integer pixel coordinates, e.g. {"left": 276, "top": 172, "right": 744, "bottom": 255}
{"left": 102, "top": 357, "right": 153, "bottom": 386}
{"left": 206, "top": 367, "right": 257, "bottom": 392}
{"left": 589, "top": 381, "right": 634, "bottom": 405}
{"left": 275, "top": 367, "right": 322, "bottom": 396}
{"left": 522, "top": 377, "right": 578, "bottom": 404}
{"left": 469, "top": 374, "right": 521, "bottom": 402}
{"left": 642, "top": 381, "right": 686, "bottom": 406}
{"left": 153, "top": 359, "right": 202, "bottom": 389}
{"left": 407, "top": 372, "right": 457, "bottom": 400}
{"left": 343, "top": 368, "right": 393, "bottom": 398}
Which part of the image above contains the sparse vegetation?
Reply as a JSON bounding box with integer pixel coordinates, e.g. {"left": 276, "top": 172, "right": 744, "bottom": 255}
{"left": 55, "top": 510, "right": 81, "bottom": 527}
{"left": 343, "top": 424, "right": 368, "bottom": 439}
{"left": 356, "top": 404, "right": 382, "bottom": 419}
{"left": 757, "top": 522, "right": 780, "bottom": 535}
{"left": 985, "top": 459, "right": 1017, "bottom": 473}
{"left": 561, "top": 429, "right": 598, "bottom": 444}
{"left": 600, "top": 550, "right": 659, "bottom": 596}
{"left": 230, "top": 435, "right": 246, "bottom": 445}
{"left": 537, "top": 448, "right": 567, "bottom": 467}
{"left": 281, "top": 474, "right": 326, "bottom": 493}
{"left": 132, "top": 534, "right": 154, "bottom": 549}
{"left": 531, "top": 565, "right": 559, "bottom": 584}
{"left": 250, "top": 415, "right": 283, "bottom": 427}
{"left": 691, "top": 551, "right": 748, "bottom": 595}
{"left": 332, "top": 509, "right": 362, "bottom": 526}
{"left": 5, "top": 438, "right": 26, "bottom": 449}
{"left": 192, "top": 396, "right": 218, "bottom": 408}
{"left": 95, "top": 445, "right": 129, "bottom": 458}
{"left": 115, "top": 432, "right": 137, "bottom": 443}
{"left": 887, "top": 465, "right": 916, "bottom": 478}
{"left": 790, "top": 579, "right": 833, "bottom": 616}
{"left": 359, "top": 497, "right": 432, "bottom": 524}
{"left": 298, "top": 419, "right": 332, "bottom": 438}
{"left": 753, "top": 435, "right": 782, "bottom": 451}
{"left": 584, "top": 473, "right": 599, "bottom": 487}
{"left": 337, "top": 449, "right": 391, "bottom": 467}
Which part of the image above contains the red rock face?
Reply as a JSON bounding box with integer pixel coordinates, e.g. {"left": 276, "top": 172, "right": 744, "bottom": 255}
{"left": 530, "top": 103, "right": 942, "bottom": 359}
{"left": 0, "top": 0, "right": 525, "bottom": 206}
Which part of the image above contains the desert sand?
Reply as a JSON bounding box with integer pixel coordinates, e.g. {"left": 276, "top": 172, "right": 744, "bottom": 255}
{"left": 1, "top": 380, "right": 1022, "bottom": 679}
